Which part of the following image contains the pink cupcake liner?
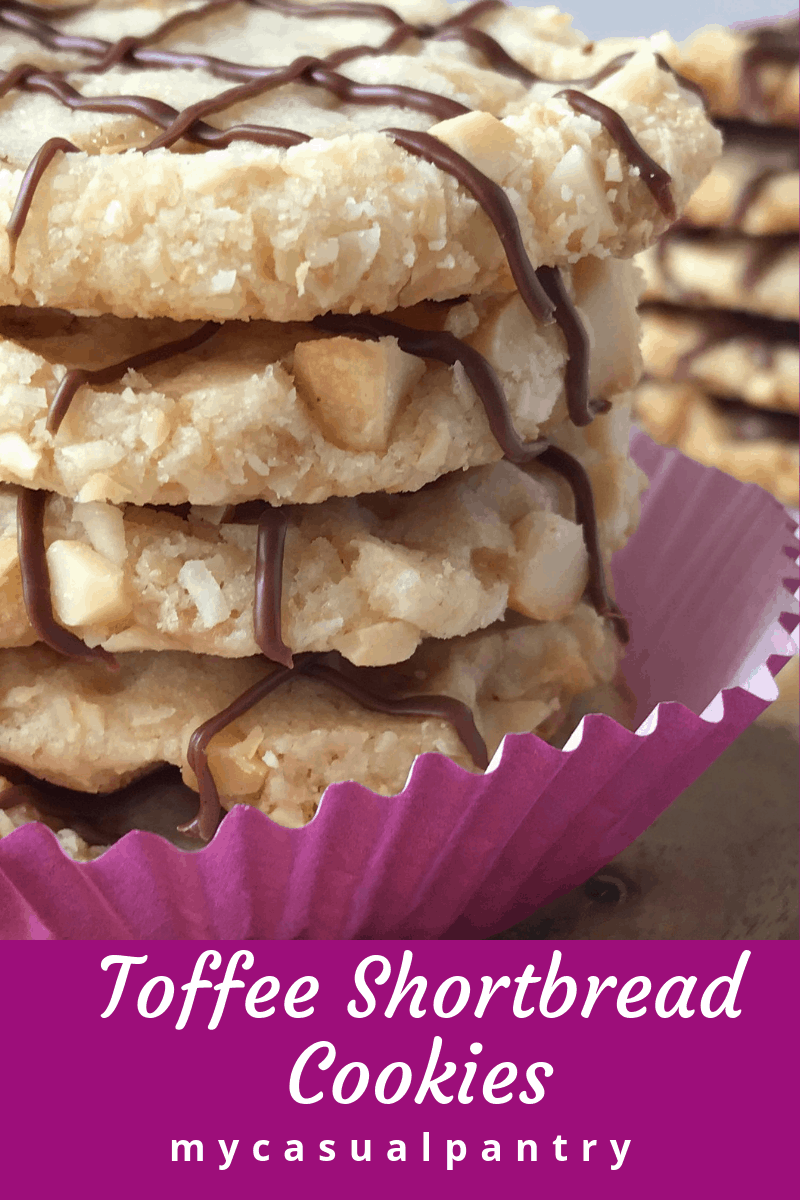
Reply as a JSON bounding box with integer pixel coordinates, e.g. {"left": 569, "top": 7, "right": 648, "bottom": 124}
{"left": 0, "top": 432, "right": 796, "bottom": 939}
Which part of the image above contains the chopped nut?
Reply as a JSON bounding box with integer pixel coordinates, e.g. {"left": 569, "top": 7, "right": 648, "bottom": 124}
{"left": 206, "top": 728, "right": 266, "bottom": 795}
{"left": 0, "top": 433, "right": 42, "bottom": 481}
{"left": 46, "top": 540, "right": 131, "bottom": 626}
{"left": 428, "top": 112, "right": 523, "bottom": 185}
{"left": 572, "top": 257, "right": 643, "bottom": 395}
{"left": 469, "top": 293, "right": 533, "bottom": 365}
{"left": 177, "top": 559, "right": 231, "bottom": 629}
{"left": 508, "top": 512, "right": 588, "bottom": 621}
{"left": 75, "top": 473, "right": 133, "bottom": 504}
{"left": 546, "top": 144, "right": 617, "bottom": 239}
{"left": 0, "top": 537, "right": 19, "bottom": 583}
{"left": 73, "top": 500, "right": 128, "bottom": 566}
{"left": 294, "top": 335, "right": 425, "bottom": 452}
{"left": 335, "top": 619, "right": 420, "bottom": 666}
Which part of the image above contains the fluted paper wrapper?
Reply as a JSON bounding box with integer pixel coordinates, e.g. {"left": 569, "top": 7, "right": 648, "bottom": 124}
{"left": 0, "top": 434, "right": 796, "bottom": 939}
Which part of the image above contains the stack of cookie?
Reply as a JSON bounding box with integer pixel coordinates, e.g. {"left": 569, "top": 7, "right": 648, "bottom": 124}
{"left": 637, "top": 17, "right": 799, "bottom": 508}
{"left": 0, "top": 0, "right": 719, "bottom": 854}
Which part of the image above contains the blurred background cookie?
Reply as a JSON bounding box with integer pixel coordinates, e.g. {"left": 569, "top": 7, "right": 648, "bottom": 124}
{"left": 636, "top": 15, "right": 798, "bottom": 513}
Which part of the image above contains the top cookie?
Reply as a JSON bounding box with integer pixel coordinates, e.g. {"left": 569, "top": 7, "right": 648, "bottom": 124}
{"left": 0, "top": 1, "right": 720, "bottom": 321}
{"left": 664, "top": 19, "right": 799, "bottom": 126}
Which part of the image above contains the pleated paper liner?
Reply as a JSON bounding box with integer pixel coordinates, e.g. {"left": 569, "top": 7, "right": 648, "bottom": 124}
{"left": 0, "top": 433, "right": 797, "bottom": 939}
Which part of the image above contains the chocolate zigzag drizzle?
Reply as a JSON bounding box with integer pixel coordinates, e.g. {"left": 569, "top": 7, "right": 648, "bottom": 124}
{"left": 0, "top": 1, "right": 517, "bottom": 83}
{"left": 182, "top": 650, "right": 489, "bottom": 840}
{"left": 1, "top": 0, "right": 676, "bottom": 250}
{"left": 0, "top": 0, "right": 702, "bottom": 97}
{"left": 534, "top": 266, "right": 598, "bottom": 426}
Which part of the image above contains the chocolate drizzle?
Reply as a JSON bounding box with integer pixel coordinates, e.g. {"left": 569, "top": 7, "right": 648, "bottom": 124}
{"left": 382, "top": 129, "right": 555, "bottom": 325}
{"left": 183, "top": 650, "right": 489, "bottom": 840}
{"left": 535, "top": 265, "right": 594, "bottom": 426}
{"left": 535, "top": 445, "right": 629, "bottom": 643}
{"left": 254, "top": 505, "right": 293, "bottom": 667}
{"left": 47, "top": 320, "right": 219, "bottom": 434}
{"left": 15, "top": 486, "right": 117, "bottom": 666}
{"left": 6, "top": 135, "right": 78, "bottom": 243}
{"left": 556, "top": 89, "right": 675, "bottom": 219}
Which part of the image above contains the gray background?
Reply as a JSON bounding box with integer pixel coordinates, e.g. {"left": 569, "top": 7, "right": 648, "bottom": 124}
{"left": 517, "top": 1, "right": 795, "bottom": 40}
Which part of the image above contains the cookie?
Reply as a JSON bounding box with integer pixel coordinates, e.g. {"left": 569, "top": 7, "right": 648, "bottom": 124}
{"left": 0, "top": 401, "right": 643, "bottom": 665}
{"left": 0, "top": 257, "right": 643, "bottom": 506}
{"left": 0, "top": 2, "right": 720, "bottom": 320}
{"left": 682, "top": 121, "right": 799, "bottom": 236}
{"left": 640, "top": 306, "right": 799, "bottom": 413}
{"left": 663, "top": 19, "right": 799, "bottom": 126}
{"left": 0, "top": 602, "right": 621, "bottom": 833}
{"left": 639, "top": 230, "right": 799, "bottom": 321}
{"left": 635, "top": 378, "right": 799, "bottom": 508}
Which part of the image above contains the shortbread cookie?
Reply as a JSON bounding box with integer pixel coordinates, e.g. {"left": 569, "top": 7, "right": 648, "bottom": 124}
{"left": 0, "top": 603, "right": 621, "bottom": 830}
{"left": 0, "top": 6, "right": 719, "bottom": 321}
{"left": 639, "top": 230, "right": 799, "bottom": 321}
{"left": 0, "top": 660, "right": 638, "bottom": 859}
{"left": 0, "top": 258, "right": 643, "bottom": 506}
{"left": 640, "top": 306, "right": 799, "bottom": 412}
{"left": 682, "top": 122, "right": 799, "bottom": 236}
{"left": 663, "top": 19, "right": 799, "bottom": 127}
{"left": 635, "top": 378, "right": 799, "bottom": 507}
{"left": 0, "top": 402, "right": 643, "bottom": 665}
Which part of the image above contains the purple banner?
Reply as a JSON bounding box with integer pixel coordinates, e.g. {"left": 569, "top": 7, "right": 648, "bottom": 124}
{"left": 3, "top": 940, "right": 796, "bottom": 1196}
